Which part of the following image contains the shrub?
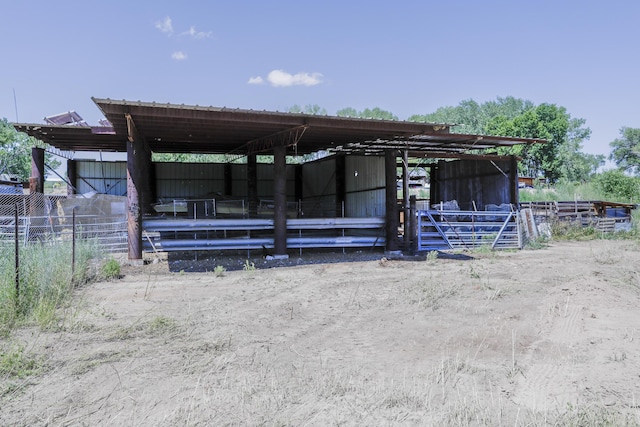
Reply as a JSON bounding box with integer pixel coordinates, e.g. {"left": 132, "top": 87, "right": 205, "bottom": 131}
{"left": 101, "top": 258, "right": 121, "bottom": 281}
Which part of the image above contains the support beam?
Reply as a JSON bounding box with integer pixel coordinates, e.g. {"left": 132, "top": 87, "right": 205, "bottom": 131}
{"left": 247, "top": 154, "right": 258, "bottom": 216}
{"left": 510, "top": 155, "right": 519, "bottom": 206}
{"left": 66, "top": 159, "right": 77, "bottom": 196}
{"left": 125, "top": 113, "right": 153, "bottom": 261}
{"left": 335, "top": 154, "right": 346, "bottom": 217}
{"left": 273, "top": 144, "right": 288, "bottom": 257}
{"left": 385, "top": 149, "right": 399, "bottom": 252}
{"left": 402, "top": 150, "right": 410, "bottom": 253}
{"left": 30, "top": 147, "right": 45, "bottom": 194}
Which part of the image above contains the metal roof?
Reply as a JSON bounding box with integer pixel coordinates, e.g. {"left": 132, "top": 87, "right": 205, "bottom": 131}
{"left": 14, "top": 98, "right": 545, "bottom": 157}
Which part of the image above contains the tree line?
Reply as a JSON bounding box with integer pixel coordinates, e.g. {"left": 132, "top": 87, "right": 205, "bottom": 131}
{"left": 1, "top": 97, "right": 639, "bottom": 200}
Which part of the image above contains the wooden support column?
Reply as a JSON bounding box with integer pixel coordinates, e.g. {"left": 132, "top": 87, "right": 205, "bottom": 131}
{"left": 335, "top": 154, "right": 346, "bottom": 217}
{"left": 125, "top": 113, "right": 152, "bottom": 262}
{"left": 224, "top": 163, "right": 233, "bottom": 196}
{"left": 402, "top": 150, "right": 410, "bottom": 253}
{"left": 247, "top": 154, "right": 258, "bottom": 217}
{"left": 66, "top": 159, "right": 77, "bottom": 196}
{"left": 510, "top": 155, "right": 519, "bottom": 207}
{"left": 385, "top": 149, "right": 399, "bottom": 252}
{"left": 30, "top": 147, "right": 45, "bottom": 194}
{"left": 273, "top": 144, "right": 288, "bottom": 257}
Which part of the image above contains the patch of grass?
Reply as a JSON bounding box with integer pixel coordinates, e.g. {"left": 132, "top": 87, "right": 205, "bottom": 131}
{"left": 243, "top": 260, "right": 256, "bottom": 273}
{"left": 426, "top": 250, "right": 439, "bottom": 262}
{"left": 213, "top": 265, "right": 226, "bottom": 277}
{"left": 0, "top": 240, "right": 101, "bottom": 331}
{"left": 0, "top": 344, "right": 43, "bottom": 379}
{"left": 100, "top": 258, "right": 121, "bottom": 280}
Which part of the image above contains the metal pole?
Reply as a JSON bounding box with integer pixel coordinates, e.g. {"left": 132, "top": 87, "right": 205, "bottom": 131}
{"left": 14, "top": 203, "right": 19, "bottom": 304}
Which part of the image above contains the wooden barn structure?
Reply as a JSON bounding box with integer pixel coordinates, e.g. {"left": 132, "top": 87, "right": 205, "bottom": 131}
{"left": 15, "top": 98, "right": 544, "bottom": 260}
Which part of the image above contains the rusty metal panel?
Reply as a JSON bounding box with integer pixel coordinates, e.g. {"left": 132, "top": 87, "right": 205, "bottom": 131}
{"left": 76, "top": 160, "right": 127, "bottom": 196}
{"left": 345, "top": 156, "right": 384, "bottom": 192}
{"left": 346, "top": 189, "right": 385, "bottom": 218}
{"left": 434, "top": 159, "right": 512, "bottom": 210}
{"left": 302, "top": 157, "right": 336, "bottom": 198}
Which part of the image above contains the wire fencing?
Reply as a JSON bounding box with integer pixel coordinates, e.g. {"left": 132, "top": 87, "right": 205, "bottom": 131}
{"left": 0, "top": 193, "right": 128, "bottom": 253}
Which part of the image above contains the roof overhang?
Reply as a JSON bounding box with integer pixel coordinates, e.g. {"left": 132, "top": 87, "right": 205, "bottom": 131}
{"left": 14, "top": 98, "right": 545, "bottom": 158}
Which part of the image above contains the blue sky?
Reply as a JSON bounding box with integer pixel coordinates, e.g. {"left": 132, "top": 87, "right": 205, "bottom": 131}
{"left": 1, "top": 0, "right": 638, "bottom": 159}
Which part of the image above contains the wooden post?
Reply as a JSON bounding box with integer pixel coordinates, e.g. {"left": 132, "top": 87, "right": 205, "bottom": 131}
{"left": 402, "top": 150, "right": 410, "bottom": 253}
{"left": 410, "top": 195, "right": 417, "bottom": 254}
{"left": 247, "top": 154, "right": 258, "bottom": 217}
{"left": 66, "top": 159, "right": 77, "bottom": 196}
{"left": 385, "top": 150, "right": 399, "bottom": 252}
{"left": 273, "top": 144, "right": 288, "bottom": 257}
{"left": 335, "top": 154, "right": 346, "bottom": 217}
{"left": 127, "top": 140, "right": 143, "bottom": 261}
{"left": 14, "top": 203, "right": 19, "bottom": 304}
{"left": 30, "top": 147, "right": 45, "bottom": 194}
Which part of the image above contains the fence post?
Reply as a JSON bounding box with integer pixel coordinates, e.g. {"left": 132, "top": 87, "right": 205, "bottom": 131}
{"left": 72, "top": 208, "right": 76, "bottom": 281}
{"left": 15, "top": 202, "right": 19, "bottom": 305}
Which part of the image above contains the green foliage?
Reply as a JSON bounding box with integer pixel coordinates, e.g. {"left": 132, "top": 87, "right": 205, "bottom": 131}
{"left": 243, "top": 260, "right": 256, "bottom": 272}
{"left": 0, "top": 118, "right": 60, "bottom": 180}
{"left": 0, "top": 240, "right": 100, "bottom": 332}
{"left": 409, "top": 96, "right": 533, "bottom": 134}
{"left": 519, "top": 181, "right": 607, "bottom": 202}
{"left": 593, "top": 170, "right": 640, "bottom": 202}
{"left": 336, "top": 107, "right": 398, "bottom": 120}
{"left": 609, "top": 127, "right": 640, "bottom": 175}
{"left": 487, "top": 104, "right": 592, "bottom": 183}
{"left": 0, "top": 343, "right": 43, "bottom": 379}
{"left": 213, "top": 265, "right": 226, "bottom": 277}
{"left": 288, "top": 104, "right": 327, "bottom": 115}
{"left": 100, "top": 258, "right": 121, "bottom": 280}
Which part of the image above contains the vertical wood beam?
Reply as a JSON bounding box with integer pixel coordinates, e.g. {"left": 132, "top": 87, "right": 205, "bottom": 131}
{"left": 510, "top": 155, "right": 519, "bottom": 207}
{"left": 335, "top": 154, "right": 346, "bottom": 217}
{"left": 224, "top": 163, "right": 233, "bottom": 196}
{"left": 30, "top": 147, "right": 45, "bottom": 194}
{"left": 273, "top": 144, "right": 288, "bottom": 256}
{"left": 66, "top": 159, "right": 77, "bottom": 196}
{"left": 385, "top": 149, "right": 399, "bottom": 252}
{"left": 402, "top": 150, "right": 410, "bottom": 253}
{"left": 247, "top": 154, "right": 258, "bottom": 216}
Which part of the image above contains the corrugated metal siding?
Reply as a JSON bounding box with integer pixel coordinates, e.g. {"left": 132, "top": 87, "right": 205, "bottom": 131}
{"left": 345, "top": 156, "right": 384, "bottom": 192}
{"left": 346, "top": 189, "right": 385, "bottom": 217}
{"left": 155, "top": 163, "right": 225, "bottom": 199}
{"left": 435, "top": 159, "right": 511, "bottom": 210}
{"left": 76, "top": 161, "right": 127, "bottom": 196}
{"left": 302, "top": 158, "right": 335, "bottom": 197}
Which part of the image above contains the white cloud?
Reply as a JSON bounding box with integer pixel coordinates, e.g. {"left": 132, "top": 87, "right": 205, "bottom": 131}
{"left": 172, "top": 51, "right": 187, "bottom": 61}
{"left": 264, "top": 70, "right": 323, "bottom": 87}
{"left": 180, "top": 26, "right": 212, "bottom": 39}
{"left": 248, "top": 76, "right": 264, "bottom": 85}
{"left": 155, "top": 16, "right": 173, "bottom": 35}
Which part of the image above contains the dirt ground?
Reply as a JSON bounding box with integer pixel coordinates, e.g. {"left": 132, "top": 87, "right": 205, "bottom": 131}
{"left": 2, "top": 240, "right": 640, "bottom": 426}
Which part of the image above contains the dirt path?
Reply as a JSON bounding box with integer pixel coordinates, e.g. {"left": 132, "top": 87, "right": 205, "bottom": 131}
{"left": 2, "top": 240, "right": 640, "bottom": 425}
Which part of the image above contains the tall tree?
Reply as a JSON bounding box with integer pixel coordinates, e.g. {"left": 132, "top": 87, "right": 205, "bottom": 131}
{"left": 287, "top": 104, "right": 327, "bottom": 115}
{"left": 0, "top": 118, "right": 60, "bottom": 180}
{"left": 485, "top": 104, "right": 592, "bottom": 182}
{"left": 609, "top": 127, "right": 640, "bottom": 175}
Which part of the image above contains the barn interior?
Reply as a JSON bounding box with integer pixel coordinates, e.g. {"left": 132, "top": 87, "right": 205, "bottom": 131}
{"left": 15, "top": 98, "right": 544, "bottom": 260}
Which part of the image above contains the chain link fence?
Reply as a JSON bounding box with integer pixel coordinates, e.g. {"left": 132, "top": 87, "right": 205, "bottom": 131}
{"left": 0, "top": 193, "right": 128, "bottom": 253}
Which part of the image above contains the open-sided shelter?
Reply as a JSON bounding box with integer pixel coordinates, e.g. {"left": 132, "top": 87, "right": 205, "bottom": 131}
{"left": 15, "top": 98, "right": 544, "bottom": 260}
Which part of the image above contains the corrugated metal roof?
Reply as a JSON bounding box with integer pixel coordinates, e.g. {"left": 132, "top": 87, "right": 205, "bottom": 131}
{"left": 14, "top": 98, "right": 545, "bottom": 157}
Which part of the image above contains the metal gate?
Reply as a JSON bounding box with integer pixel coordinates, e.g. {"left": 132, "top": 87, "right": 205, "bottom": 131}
{"left": 417, "top": 209, "right": 522, "bottom": 251}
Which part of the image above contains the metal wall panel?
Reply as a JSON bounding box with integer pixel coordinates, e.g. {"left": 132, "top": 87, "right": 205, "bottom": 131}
{"left": 302, "top": 157, "right": 336, "bottom": 197}
{"left": 155, "top": 163, "right": 225, "bottom": 200}
{"left": 345, "top": 156, "right": 384, "bottom": 192}
{"left": 346, "top": 189, "right": 385, "bottom": 217}
{"left": 76, "top": 161, "right": 127, "bottom": 196}
{"left": 435, "top": 159, "right": 511, "bottom": 210}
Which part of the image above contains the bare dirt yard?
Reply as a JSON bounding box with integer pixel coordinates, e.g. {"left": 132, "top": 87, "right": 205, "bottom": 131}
{"left": 3, "top": 239, "right": 640, "bottom": 426}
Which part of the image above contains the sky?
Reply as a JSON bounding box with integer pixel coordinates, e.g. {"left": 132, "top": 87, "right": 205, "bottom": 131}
{"left": 1, "top": 0, "right": 639, "bottom": 161}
